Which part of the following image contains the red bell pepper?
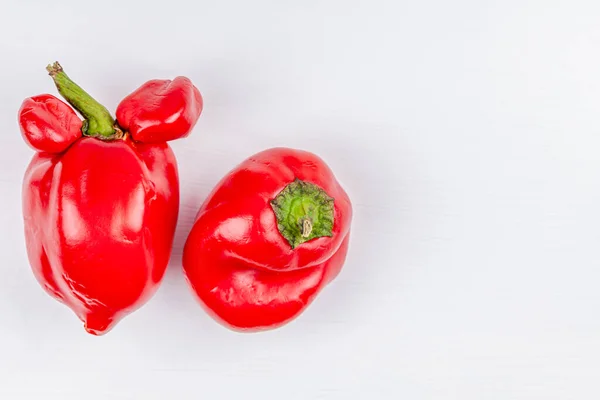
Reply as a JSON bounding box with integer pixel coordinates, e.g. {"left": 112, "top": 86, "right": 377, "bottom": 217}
{"left": 182, "top": 148, "right": 352, "bottom": 331}
{"left": 19, "top": 62, "right": 202, "bottom": 335}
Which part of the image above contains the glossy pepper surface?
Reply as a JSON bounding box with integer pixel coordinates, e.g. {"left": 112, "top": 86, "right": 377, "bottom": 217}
{"left": 182, "top": 148, "right": 352, "bottom": 331}
{"left": 19, "top": 62, "right": 202, "bottom": 335}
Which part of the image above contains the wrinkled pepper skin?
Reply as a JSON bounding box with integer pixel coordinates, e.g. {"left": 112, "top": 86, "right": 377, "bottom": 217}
{"left": 116, "top": 77, "right": 202, "bottom": 143}
{"left": 183, "top": 148, "right": 352, "bottom": 331}
{"left": 19, "top": 94, "right": 82, "bottom": 153}
{"left": 19, "top": 63, "right": 202, "bottom": 335}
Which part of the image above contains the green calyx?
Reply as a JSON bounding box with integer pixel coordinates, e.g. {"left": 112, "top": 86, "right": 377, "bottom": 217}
{"left": 270, "top": 178, "right": 335, "bottom": 249}
{"left": 46, "top": 61, "right": 121, "bottom": 140}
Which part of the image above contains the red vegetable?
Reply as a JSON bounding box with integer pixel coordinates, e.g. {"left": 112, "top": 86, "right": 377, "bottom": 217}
{"left": 19, "top": 62, "right": 202, "bottom": 335}
{"left": 182, "top": 148, "right": 352, "bottom": 331}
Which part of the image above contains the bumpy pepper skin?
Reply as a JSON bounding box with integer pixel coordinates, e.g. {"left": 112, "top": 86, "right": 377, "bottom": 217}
{"left": 19, "top": 94, "right": 82, "bottom": 153}
{"left": 182, "top": 148, "right": 352, "bottom": 331}
{"left": 19, "top": 63, "right": 201, "bottom": 335}
{"left": 116, "top": 77, "right": 203, "bottom": 143}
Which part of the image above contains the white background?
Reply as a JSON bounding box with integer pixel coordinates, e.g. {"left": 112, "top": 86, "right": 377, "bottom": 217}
{"left": 1, "top": 0, "right": 599, "bottom": 398}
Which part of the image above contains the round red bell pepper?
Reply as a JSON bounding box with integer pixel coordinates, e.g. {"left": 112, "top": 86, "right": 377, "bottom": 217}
{"left": 182, "top": 148, "right": 352, "bottom": 331}
{"left": 19, "top": 62, "right": 202, "bottom": 335}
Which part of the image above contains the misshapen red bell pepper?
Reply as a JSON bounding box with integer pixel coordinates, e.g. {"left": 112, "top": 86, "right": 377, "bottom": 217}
{"left": 182, "top": 148, "right": 352, "bottom": 331}
{"left": 19, "top": 62, "right": 202, "bottom": 335}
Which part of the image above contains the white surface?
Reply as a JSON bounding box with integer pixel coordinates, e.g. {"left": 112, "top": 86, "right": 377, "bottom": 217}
{"left": 1, "top": 0, "right": 599, "bottom": 398}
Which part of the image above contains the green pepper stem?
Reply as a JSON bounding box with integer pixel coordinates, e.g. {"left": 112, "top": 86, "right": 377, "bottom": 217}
{"left": 270, "top": 179, "right": 335, "bottom": 249}
{"left": 46, "top": 61, "right": 119, "bottom": 139}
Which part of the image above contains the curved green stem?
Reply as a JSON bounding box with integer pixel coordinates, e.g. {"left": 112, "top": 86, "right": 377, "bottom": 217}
{"left": 46, "top": 62, "right": 118, "bottom": 139}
